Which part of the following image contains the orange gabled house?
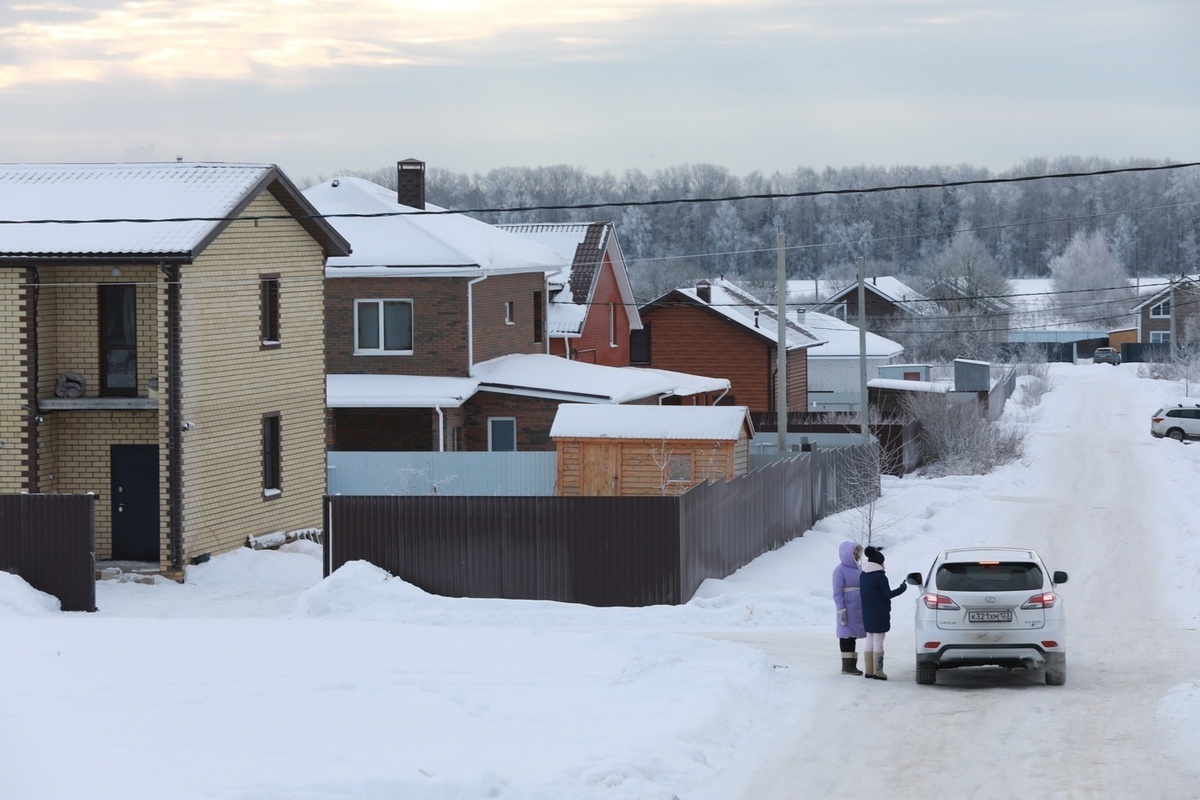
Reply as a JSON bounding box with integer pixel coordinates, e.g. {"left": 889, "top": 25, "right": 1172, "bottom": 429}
{"left": 496, "top": 222, "right": 640, "bottom": 367}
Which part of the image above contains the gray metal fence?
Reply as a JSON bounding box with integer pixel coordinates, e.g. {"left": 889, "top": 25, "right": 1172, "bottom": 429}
{"left": 328, "top": 451, "right": 557, "bottom": 496}
{"left": 0, "top": 493, "right": 96, "bottom": 612}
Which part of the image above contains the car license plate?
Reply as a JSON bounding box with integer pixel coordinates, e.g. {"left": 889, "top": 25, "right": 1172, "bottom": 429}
{"left": 968, "top": 609, "right": 1013, "bottom": 623}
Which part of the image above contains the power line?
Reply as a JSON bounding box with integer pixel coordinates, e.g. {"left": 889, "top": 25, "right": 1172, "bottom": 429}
{"left": 1, "top": 161, "right": 1198, "bottom": 225}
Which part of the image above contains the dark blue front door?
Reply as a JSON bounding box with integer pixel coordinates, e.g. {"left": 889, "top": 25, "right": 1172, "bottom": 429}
{"left": 110, "top": 445, "right": 159, "bottom": 561}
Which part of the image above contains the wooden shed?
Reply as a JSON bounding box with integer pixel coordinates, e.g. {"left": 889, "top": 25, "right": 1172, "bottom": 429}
{"left": 550, "top": 404, "right": 755, "bottom": 496}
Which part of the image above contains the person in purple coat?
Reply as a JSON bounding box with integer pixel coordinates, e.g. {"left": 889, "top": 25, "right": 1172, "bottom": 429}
{"left": 832, "top": 540, "right": 865, "bottom": 675}
{"left": 860, "top": 545, "right": 907, "bottom": 680}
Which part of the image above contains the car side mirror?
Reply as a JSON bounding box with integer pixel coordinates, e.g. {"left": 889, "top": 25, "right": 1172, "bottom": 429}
{"left": 906, "top": 572, "right": 923, "bottom": 585}
{"left": 1052, "top": 571, "right": 1068, "bottom": 584}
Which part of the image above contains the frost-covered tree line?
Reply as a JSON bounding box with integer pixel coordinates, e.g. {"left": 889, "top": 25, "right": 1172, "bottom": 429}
{"left": 313, "top": 157, "right": 1199, "bottom": 304}
{"left": 313, "top": 158, "right": 1197, "bottom": 361}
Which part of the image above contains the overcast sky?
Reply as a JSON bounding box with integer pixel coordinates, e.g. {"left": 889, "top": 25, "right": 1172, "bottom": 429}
{"left": 1, "top": 1, "right": 1197, "bottom": 183}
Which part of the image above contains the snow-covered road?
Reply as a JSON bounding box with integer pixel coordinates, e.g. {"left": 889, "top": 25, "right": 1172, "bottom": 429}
{"left": 734, "top": 366, "right": 1200, "bottom": 798}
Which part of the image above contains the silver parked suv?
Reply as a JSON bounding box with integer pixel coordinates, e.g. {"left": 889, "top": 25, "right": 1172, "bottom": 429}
{"left": 906, "top": 547, "right": 1068, "bottom": 686}
{"left": 1092, "top": 347, "right": 1121, "bottom": 365}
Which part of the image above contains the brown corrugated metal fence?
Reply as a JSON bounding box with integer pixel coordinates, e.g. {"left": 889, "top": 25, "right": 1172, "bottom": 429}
{"left": 0, "top": 494, "right": 96, "bottom": 612}
{"left": 325, "top": 453, "right": 853, "bottom": 606}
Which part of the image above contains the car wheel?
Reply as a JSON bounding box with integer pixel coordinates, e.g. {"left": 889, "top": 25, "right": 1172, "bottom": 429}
{"left": 915, "top": 661, "right": 937, "bottom": 685}
{"left": 1168, "top": 429, "right": 1185, "bottom": 442}
{"left": 1045, "top": 654, "right": 1066, "bottom": 686}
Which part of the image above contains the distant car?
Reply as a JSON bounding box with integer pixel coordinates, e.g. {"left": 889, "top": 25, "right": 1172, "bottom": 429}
{"left": 1151, "top": 403, "right": 1200, "bottom": 441}
{"left": 1093, "top": 347, "right": 1121, "bottom": 365}
{"left": 906, "top": 547, "right": 1068, "bottom": 686}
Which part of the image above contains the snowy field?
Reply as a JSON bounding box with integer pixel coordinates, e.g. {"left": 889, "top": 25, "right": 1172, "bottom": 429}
{"left": 4, "top": 361, "right": 1200, "bottom": 799}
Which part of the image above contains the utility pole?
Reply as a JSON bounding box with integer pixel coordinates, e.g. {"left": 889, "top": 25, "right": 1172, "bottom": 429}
{"left": 776, "top": 233, "right": 788, "bottom": 455}
{"left": 857, "top": 256, "right": 870, "bottom": 444}
{"left": 1171, "top": 279, "right": 1178, "bottom": 362}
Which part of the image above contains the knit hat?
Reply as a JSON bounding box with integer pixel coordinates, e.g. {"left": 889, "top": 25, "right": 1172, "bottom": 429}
{"left": 864, "top": 546, "right": 884, "bottom": 565}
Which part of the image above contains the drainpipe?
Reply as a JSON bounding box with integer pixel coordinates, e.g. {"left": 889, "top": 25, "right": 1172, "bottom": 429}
{"left": 162, "top": 262, "right": 184, "bottom": 573}
{"left": 25, "top": 268, "right": 40, "bottom": 492}
{"left": 466, "top": 275, "right": 487, "bottom": 375}
{"left": 435, "top": 406, "right": 444, "bottom": 451}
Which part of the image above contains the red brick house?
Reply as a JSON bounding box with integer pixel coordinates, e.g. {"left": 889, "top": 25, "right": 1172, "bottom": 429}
{"left": 636, "top": 278, "right": 822, "bottom": 414}
{"left": 309, "top": 164, "right": 727, "bottom": 453}
{"left": 496, "top": 221, "right": 640, "bottom": 367}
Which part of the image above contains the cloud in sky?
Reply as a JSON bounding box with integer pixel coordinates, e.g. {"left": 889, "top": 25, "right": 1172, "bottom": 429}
{"left": 0, "top": 0, "right": 1196, "bottom": 180}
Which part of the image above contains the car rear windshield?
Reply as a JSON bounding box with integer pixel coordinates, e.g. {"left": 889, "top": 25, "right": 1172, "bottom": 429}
{"left": 935, "top": 561, "right": 1043, "bottom": 592}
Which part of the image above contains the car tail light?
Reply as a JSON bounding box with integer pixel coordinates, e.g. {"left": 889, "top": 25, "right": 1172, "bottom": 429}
{"left": 1152, "top": 417, "right": 1164, "bottom": 424}
{"left": 922, "top": 593, "right": 960, "bottom": 610}
{"left": 1041, "top": 641, "right": 1060, "bottom": 649}
{"left": 922, "top": 642, "right": 941, "bottom": 650}
{"left": 1021, "top": 592, "right": 1057, "bottom": 609}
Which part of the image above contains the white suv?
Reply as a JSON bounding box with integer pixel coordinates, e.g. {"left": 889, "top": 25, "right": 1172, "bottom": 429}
{"left": 1151, "top": 403, "right": 1200, "bottom": 441}
{"left": 906, "top": 547, "right": 1068, "bottom": 686}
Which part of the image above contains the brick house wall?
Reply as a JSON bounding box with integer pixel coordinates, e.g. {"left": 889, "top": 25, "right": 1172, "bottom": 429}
{"left": 567, "top": 254, "right": 631, "bottom": 367}
{"left": 638, "top": 304, "right": 808, "bottom": 414}
{"left": 176, "top": 193, "right": 329, "bottom": 562}
{"left": 325, "top": 272, "right": 547, "bottom": 376}
{"left": 461, "top": 393, "right": 563, "bottom": 452}
{"left": 331, "top": 408, "right": 434, "bottom": 450}
{"left": 0, "top": 269, "right": 33, "bottom": 492}
{"left": 32, "top": 263, "right": 163, "bottom": 560}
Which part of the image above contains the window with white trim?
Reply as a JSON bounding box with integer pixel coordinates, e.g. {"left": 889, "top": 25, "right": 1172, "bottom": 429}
{"left": 1151, "top": 331, "right": 1172, "bottom": 344}
{"left": 609, "top": 302, "right": 616, "bottom": 347}
{"left": 488, "top": 417, "right": 517, "bottom": 451}
{"left": 1151, "top": 299, "right": 1171, "bottom": 318}
{"left": 505, "top": 300, "right": 515, "bottom": 325}
{"left": 355, "top": 299, "right": 413, "bottom": 354}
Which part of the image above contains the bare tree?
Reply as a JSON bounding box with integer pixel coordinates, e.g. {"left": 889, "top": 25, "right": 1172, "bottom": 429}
{"left": 1048, "top": 230, "right": 1134, "bottom": 328}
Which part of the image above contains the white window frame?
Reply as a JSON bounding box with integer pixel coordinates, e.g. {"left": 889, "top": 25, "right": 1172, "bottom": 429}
{"left": 609, "top": 302, "right": 617, "bottom": 347}
{"left": 488, "top": 417, "right": 517, "bottom": 451}
{"left": 505, "top": 300, "right": 515, "bottom": 325}
{"left": 354, "top": 299, "right": 413, "bottom": 355}
{"left": 1151, "top": 331, "right": 1172, "bottom": 344}
{"left": 1150, "top": 300, "right": 1171, "bottom": 318}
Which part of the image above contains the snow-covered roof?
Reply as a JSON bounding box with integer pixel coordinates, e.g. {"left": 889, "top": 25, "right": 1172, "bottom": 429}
{"left": 661, "top": 278, "right": 823, "bottom": 351}
{"left": 790, "top": 277, "right": 933, "bottom": 315}
{"left": 326, "top": 375, "right": 478, "bottom": 408}
{"left": 497, "top": 221, "right": 642, "bottom": 336}
{"left": 326, "top": 355, "right": 727, "bottom": 409}
{"left": 495, "top": 222, "right": 596, "bottom": 287}
{"left": 799, "top": 310, "right": 904, "bottom": 359}
{"left": 867, "top": 378, "right": 950, "bottom": 393}
{"left": 622, "top": 367, "right": 730, "bottom": 398}
{"left": 808, "top": 277, "right": 934, "bottom": 317}
{"left": 305, "top": 177, "right": 568, "bottom": 276}
{"left": 0, "top": 162, "right": 348, "bottom": 261}
{"left": 550, "top": 404, "right": 752, "bottom": 441}
{"left": 472, "top": 354, "right": 706, "bottom": 404}
{"left": 1130, "top": 275, "right": 1200, "bottom": 311}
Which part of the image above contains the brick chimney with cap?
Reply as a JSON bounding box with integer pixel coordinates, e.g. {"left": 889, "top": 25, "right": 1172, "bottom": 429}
{"left": 397, "top": 158, "right": 426, "bottom": 209}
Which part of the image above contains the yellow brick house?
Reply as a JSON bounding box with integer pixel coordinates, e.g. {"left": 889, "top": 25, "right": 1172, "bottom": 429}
{"left": 0, "top": 163, "right": 350, "bottom": 577}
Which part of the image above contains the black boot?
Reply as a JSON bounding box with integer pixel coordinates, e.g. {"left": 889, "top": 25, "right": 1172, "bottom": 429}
{"left": 841, "top": 652, "right": 863, "bottom": 675}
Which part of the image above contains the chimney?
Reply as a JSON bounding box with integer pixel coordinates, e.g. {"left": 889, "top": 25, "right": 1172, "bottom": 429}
{"left": 696, "top": 279, "right": 712, "bottom": 303}
{"left": 397, "top": 158, "right": 426, "bottom": 209}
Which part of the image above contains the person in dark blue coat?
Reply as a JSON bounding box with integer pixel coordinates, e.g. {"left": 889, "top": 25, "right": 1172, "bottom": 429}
{"left": 859, "top": 546, "right": 906, "bottom": 680}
